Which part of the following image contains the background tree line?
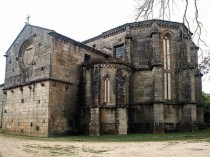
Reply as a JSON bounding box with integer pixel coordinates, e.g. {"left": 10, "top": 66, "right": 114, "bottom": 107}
{"left": 202, "top": 93, "right": 210, "bottom": 126}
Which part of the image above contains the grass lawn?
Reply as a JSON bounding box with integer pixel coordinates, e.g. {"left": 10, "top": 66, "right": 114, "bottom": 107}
{"left": 1, "top": 127, "right": 210, "bottom": 142}
{"left": 51, "top": 128, "right": 210, "bottom": 142}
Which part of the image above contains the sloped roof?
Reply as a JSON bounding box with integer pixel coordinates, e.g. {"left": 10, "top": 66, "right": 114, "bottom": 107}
{"left": 5, "top": 24, "right": 110, "bottom": 58}
{"left": 83, "top": 19, "right": 192, "bottom": 44}
{"left": 48, "top": 31, "right": 110, "bottom": 57}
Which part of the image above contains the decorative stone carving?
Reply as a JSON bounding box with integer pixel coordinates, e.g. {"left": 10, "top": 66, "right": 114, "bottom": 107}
{"left": 116, "top": 66, "right": 126, "bottom": 107}
{"left": 91, "top": 64, "right": 100, "bottom": 107}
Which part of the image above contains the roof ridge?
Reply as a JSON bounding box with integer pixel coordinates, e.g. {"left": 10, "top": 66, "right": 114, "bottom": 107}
{"left": 48, "top": 31, "right": 110, "bottom": 57}
{"left": 82, "top": 19, "right": 189, "bottom": 44}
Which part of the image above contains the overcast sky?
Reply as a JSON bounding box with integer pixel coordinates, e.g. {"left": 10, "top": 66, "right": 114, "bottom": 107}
{"left": 0, "top": 0, "right": 210, "bottom": 93}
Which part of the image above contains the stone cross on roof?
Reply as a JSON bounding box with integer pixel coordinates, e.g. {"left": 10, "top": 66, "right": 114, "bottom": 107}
{"left": 25, "top": 15, "right": 31, "bottom": 25}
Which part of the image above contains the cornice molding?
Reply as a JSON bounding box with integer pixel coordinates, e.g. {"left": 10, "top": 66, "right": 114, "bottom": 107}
{"left": 83, "top": 19, "right": 191, "bottom": 44}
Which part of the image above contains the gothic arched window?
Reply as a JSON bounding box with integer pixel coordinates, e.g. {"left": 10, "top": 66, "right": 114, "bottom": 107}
{"left": 163, "top": 35, "right": 171, "bottom": 100}
{"left": 104, "top": 77, "right": 110, "bottom": 103}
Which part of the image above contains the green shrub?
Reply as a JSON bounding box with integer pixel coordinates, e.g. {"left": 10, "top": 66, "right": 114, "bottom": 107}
{"left": 202, "top": 93, "right": 210, "bottom": 126}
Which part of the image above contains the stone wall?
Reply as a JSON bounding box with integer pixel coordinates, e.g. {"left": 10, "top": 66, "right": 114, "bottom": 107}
{"left": 4, "top": 25, "right": 53, "bottom": 89}
{"left": 83, "top": 20, "right": 203, "bottom": 134}
{"left": 82, "top": 63, "right": 131, "bottom": 135}
{"left": 99, "top": 64, "right": 117, "bottom": 106}
{"left": 48, "top": 35, "right": 108, "bottom": 135}
{"left": 89, "top": 108, "right": 100, "bottom": 135}
{"left": 195, "top": 75, "right": 202, "bottom": 104}
{"left": 0, "top": 84, "right": 4, "bottom": 128}
{"left": 83, "top": 63, "right": 132, "bottom": 106}
{"left": 3, "top": 25, "right": 108, "bottom": 136}
{"left": 132, "top": 71, "right": 153, "bottom": 103}
{"left": 179, "top": 70, "right": 192, "bottom": 102}
{"left": 51, "top": 36, "right": 106, "bottom": 84}
{"left": 164, "top": 104, "right": 181, "bottom": 132}
{"left": 3, "top": 25, "right": 53, "bottom": 136}
{"left": 131, "top": 37, "right": 153, "bottom": 69}
{"left": 84, "top": 31, "right": 126, "bottom": 56}
{"left": 117, "top": 108, "right": 127, "bottom": 135}
{"left": 128, "top": 104, "right": 153, "bottom": 133}
{"left": 164, "top": 105, "right": 180, "bottom": 124}
{"left": 48, "top": 81, "right": 78, "bottom": 135}
{"left": 80, "top": 108, "right": 90, "bottom": 134}
{"left": 100, "top": 108, "right": 116, "bottom": 134}
{"left": 3, "top": 82, "right": 49, "bottom": 136}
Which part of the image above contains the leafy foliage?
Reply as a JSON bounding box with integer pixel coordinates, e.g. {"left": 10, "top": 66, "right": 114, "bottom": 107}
{"left": 202, "top": 93, "right": 210, "bottom": 126}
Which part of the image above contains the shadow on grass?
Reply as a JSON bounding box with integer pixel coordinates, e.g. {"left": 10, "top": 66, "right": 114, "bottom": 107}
{"left": 1, "top": 127, "right": 210, "bottom": 142}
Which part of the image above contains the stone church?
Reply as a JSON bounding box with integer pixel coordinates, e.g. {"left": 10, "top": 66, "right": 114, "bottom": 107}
{"left": 1, "top": 19, "right": 204, "bottom": 136}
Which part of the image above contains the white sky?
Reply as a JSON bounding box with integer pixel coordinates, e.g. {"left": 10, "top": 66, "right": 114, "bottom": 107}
{"left": 0, "top": 0, "right": 210, "bottom": 93}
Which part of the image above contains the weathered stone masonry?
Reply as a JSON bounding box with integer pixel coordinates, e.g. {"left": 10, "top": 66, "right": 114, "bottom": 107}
{"left": 0, "top": 84, "right": 5, "bottom": 128}
{"left": 0, "top": 19, "right": 204, "bottom": 136}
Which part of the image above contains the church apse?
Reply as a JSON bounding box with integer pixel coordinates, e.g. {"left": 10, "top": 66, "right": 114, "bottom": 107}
{"left": 82, "top": 63, "right": 131, "bottom": 135}
{"left": 1, "top": 19, "right": 204, "bottom": 136}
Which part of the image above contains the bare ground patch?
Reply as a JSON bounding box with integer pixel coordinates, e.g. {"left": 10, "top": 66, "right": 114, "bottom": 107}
{"left": 0, "top": 135, "right": 210, "bottom": 157}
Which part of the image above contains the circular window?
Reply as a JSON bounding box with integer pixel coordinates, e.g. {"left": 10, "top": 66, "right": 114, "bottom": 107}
{"left": 23, "top": 44, "right": 35, "bottom": 68}
{"left": 19, "top": 40, "right": 35, "bottom": 70}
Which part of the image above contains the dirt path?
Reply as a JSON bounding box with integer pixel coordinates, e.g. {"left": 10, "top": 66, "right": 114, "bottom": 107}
{"left": 0, "top": 135, "right": 210, "bottom": 157}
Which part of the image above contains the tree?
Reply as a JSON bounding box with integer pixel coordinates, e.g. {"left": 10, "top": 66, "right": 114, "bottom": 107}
{"left": 134, "top": 0, "right": 210, "bottom": 75}
{"left": 202, "top": 93, "right": 210, "bottom": 126}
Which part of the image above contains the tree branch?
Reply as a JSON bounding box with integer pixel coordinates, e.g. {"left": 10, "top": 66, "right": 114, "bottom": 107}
{"left": 134, "top": 0, "right": 210, "bottom": 75}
